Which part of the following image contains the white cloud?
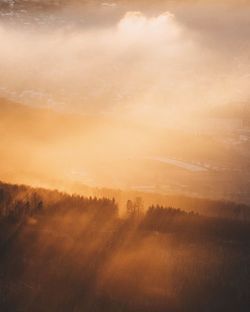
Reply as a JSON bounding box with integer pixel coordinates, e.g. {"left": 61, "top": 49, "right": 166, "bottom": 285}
{"left": 0, "top": 8, "right": 250, "bottom": 126}
{"left": 118, "top": 11, "right": 180, "bottom": 42}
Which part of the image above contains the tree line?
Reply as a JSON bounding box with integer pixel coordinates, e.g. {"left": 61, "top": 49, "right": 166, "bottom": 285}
{"left": 0, "top": 181, "right": 118, "bottom": 222}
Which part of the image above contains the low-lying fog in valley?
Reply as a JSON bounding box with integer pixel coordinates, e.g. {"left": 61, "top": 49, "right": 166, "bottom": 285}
{"left": 1, "top": 0, "right": 250, "bottom": 203}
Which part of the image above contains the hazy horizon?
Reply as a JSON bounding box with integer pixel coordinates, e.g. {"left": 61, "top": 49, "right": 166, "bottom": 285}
{"left": 1, "top": 0, "right": 250, "bottom": 203}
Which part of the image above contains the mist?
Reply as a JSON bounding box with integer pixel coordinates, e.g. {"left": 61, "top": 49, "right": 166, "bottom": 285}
{"left": 1, "top": 3, "right": 250, "bottom": 312}
{"left": 1, "top": 2, "right": 250, "bottom": 124}
{"left": 1, "top": 0, "right": 250, "bottom": 201}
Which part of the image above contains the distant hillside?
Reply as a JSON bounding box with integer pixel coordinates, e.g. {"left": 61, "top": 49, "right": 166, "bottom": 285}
{"left": 1, "top": 180, "right": 250, "bottom": 222}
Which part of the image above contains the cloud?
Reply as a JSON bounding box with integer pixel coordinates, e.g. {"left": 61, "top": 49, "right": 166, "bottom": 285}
{"left": 118, "top": 11, "right": 179, "bottom": 39}
{"left": 0, "top": 6, "right": 250, "bottom": 127}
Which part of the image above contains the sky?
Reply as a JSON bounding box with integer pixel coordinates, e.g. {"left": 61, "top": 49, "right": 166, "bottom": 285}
{"left": 0, "top": 0, "right": 250, "bottom": 128}
{"left": 0, "top": 1, "right": 250, "bottom": 196}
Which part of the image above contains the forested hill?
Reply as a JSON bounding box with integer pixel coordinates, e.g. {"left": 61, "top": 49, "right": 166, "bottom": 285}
{"left": 0, "top": 180, "right": 250, "bottom": 312}
{"left": 1, "top": 180, "right": 250, "bottom": 223}
{"left": 0, "top": 180, "right": 118, "bottom": 222}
